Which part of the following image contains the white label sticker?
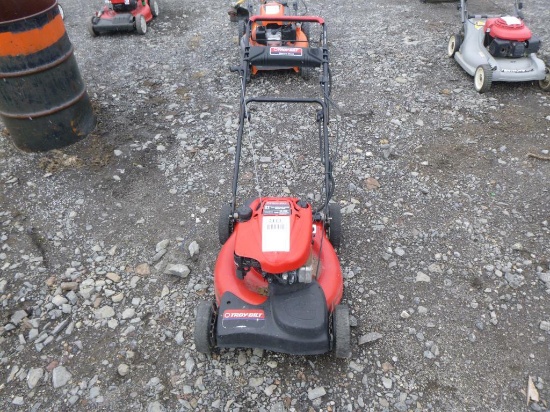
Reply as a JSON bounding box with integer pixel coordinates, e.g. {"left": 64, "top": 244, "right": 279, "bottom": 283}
{"left": 265, "top": 5, "right": 280, "bottom": 14}
{"left": 269, "top": 47, "right": 303, "bottom": 57}
{"left": 262, "top": 216, "right": 290, "bottom": 252}
{"left": 501, "top": 16, "right": 521, "bottom": 26}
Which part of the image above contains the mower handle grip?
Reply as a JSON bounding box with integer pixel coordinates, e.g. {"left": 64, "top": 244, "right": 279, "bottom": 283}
{"left": 249, "top": 15, "right": 325, "bottom": 24}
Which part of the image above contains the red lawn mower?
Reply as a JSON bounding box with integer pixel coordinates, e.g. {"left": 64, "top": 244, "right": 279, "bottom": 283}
{"left": 194, "top": 16, "right": 351, "bottom": 358}
{"left": 89, "top": 0, "right": 159, "bottom": 36}
{"left": 234, "top": 0, "right": 317, "bottom": 80}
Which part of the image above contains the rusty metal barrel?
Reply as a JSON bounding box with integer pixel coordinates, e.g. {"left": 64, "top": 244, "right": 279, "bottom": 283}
{"left": 0, "top": 0, "right": 96, "bottom": 152}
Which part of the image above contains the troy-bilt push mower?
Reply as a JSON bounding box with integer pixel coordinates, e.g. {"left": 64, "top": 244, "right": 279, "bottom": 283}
{"left": 235, "top": 1, "right": 317, "bottom": 80}
{"left": 194, "top": 16, "right": 351, "bottom": 358}
{"left": 89, "top": 0, "right": 159, "bottom": 36}
{"left": 447, "top": 0, "right": 550, "bottom": 93}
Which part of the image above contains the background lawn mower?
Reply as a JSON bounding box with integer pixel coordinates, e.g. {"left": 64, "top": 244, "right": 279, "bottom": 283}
{"left": 420, "top": 0, "right": 457, "bottom": 3}
{"left": 228, "top": 0, "right": 253, "bottom": 23}
{"left": 89, "top": 0, "right": 159, "bottom": 36}
{"left": 194, "top": 16, "right": 351, "bottom": 358}
{"left": 234, "top": 1, "right": 318, "bottom": 80}
{"left": 447, "top": 0, "right": 550, "bottom": 93}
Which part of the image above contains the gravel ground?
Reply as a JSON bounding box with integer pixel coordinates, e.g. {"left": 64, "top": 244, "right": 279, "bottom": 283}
{"left": 1, "top": 0, "right": 550, "bottom": 411}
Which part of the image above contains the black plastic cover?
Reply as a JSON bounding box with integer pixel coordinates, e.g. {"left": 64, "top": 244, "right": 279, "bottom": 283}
{"left": 281, "top": 24, "right": 296, "bottom": 42}
{"left": 255, "top": 26, "right": 267, "bottom": 45}
{"left": 488, "top": 37, "right": 538, "bottom": 58}
{"left": 247, "top": 45, "right": 323, "bottom": 68}
{"left": 488, "top": 37, "right": 511, "bottom": 57}
{"left": 93, "top": 14, "right": 135, "bottom": 33}
{"left": 216, "top": 282, "right": 330, "bottom": 355}
{"left": 525, "top": 36, "right": 541, "bottom": 54}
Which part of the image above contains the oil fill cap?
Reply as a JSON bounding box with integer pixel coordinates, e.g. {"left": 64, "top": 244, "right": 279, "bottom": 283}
{"left": 237, "top": 205, "right": 253, "bottom": 221}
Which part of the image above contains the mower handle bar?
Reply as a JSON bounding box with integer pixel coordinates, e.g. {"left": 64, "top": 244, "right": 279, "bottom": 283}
{"left": 244, "top": 96, "right": 326, "bottom": 108}
{"left": 231, "top": 96, "right": 332, "bottom": 215}
{"left": 249, "top": 15, "right": 325, "bottom": 24}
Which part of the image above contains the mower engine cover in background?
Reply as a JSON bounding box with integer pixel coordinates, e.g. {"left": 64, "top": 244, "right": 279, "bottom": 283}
{"left": 112, "top": 0, "right": 138, "bottom": 12}
{"left": 485, "top": 16, "right": 532, "bottom": 41}
{"left": 234, "top": 198, "right": 312, "bottom": 274}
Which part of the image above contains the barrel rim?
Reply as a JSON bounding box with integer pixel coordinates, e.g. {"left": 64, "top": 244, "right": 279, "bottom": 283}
{"left": 0, "top": 1, "right": 59, "bottom": 27}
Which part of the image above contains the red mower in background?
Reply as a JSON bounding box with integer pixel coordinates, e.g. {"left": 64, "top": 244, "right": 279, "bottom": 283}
{"left": 194, "top": 16, "right": 351, "bottom": 358}
{"left": 89, "top": 0, "right": 159, "bottom": 36}
{"left": 233, "top": 0, "right": 316, "bottom": 80}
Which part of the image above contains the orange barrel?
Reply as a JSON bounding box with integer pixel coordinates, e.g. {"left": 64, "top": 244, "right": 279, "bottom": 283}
{"left": 0, "top": 0, "right": 96, "bottom": 152}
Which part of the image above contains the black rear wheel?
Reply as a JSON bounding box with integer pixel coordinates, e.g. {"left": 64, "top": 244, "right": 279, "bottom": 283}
{"left": 150, "top": 0, "right": 159, "bottom": 17}
{"left": 447, "top": 33, "right": 462, "bottom": 58}
{"left": 328, "top": 203, "right": 342, "bottom": 249}
{"left": 301, "top": 22, "right": 311, "bottom": 43}
{"left": 334, "top": 304, "right": 351, "bottom": 358}
{"left": 218, "top": 203, "right": 233, "bottom": 245}
{"left": 238, "top": 19, "right": 246, "bottom": 42}
{"left": 194, "top": 301, "right": 216, "bottom": 354}
{"left": 539, "top": 65, "right": 550, "bottom": 91}
{"left": 299, "top": 66, "right": 313, "bottom": 81}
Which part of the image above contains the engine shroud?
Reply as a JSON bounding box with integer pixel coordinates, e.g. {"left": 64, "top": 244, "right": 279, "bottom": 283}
{"left": 485, "top": 16, "right": 532, "bottom": 42}
{"left": 234, "top": 198, "right": 312, "bottom": 275}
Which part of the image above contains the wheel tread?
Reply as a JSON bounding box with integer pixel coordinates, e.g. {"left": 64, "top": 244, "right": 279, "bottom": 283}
{"left": 334, "top": 304, "right": 351, "bottom": 358}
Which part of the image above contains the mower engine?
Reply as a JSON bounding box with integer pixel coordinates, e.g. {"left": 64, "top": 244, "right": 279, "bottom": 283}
{"left": 233, "top": 198, "right": 316, "bottom": 284}
{"left": 485, "top": 16, "right": 541, "bottom": 58}
{"left": 234, "top": 255, "right": 314, "bottom": 284}
{"left": 265, "top": 27, "right": 282, "bottom": 47}
{"left": 255, "top": 24, "right": 297, "bottom": 46}
{"left": 111, "top": 0, "right": 138, "bottom": 12}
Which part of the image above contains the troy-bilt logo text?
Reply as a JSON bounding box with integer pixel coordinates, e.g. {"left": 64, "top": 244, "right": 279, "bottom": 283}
{"left": 223, "top": 309, "right": 265, "bottom": 320}
{"left": 269, "top": 47, "right": 303, "bottom": 57}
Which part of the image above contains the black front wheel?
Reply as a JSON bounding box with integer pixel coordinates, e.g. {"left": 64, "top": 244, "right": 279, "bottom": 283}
{"left": 474, "top": 64, "right": 492, "bottom": 93}
{"left": 135, "top": 14, "right": 147, "bottom": 35}
{"left": 88, "top": 17, "right": 99, "bottom": 37}
{"left": 333, "top": 304, "right": 351, "bottom": 358}
{"left": 194, "top": 301, "right": 216, "bottom": 354}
